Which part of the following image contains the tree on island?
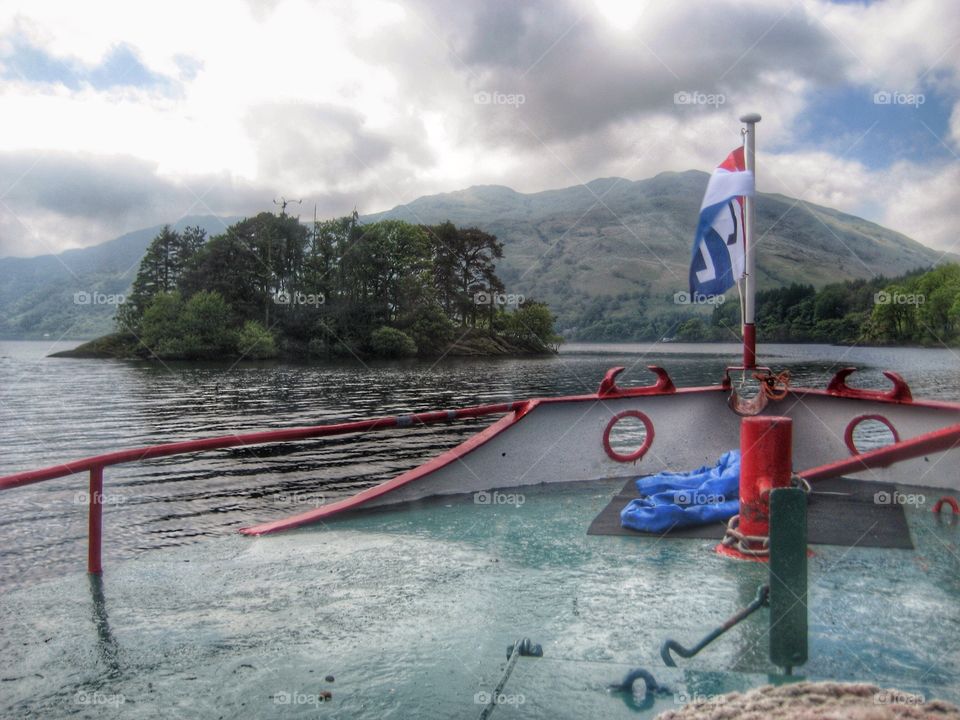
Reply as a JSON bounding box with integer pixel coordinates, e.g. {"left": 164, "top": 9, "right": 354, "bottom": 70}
{"left": 116, "top": 225, "right": 207, "bottom": 331}
{"left": 107, "top": 209, "right": 559, "bottom": 360}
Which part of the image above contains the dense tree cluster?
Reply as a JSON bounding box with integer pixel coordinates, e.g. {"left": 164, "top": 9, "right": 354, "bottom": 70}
{"left": 571, "top": 265, "right": 960, "bottom": 346}
{"left": 116, "top": 225, "right": 207, "bottom": 330}
{"left": 115, "top": 213, "right": 558, "bottom": 359}
{"left": 678, "top": 265, "right": 960, "bottom": 345}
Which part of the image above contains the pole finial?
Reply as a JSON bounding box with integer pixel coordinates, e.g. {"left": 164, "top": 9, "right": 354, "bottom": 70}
{"left": 740, "top": 112, "right": 762, "bottom": 124}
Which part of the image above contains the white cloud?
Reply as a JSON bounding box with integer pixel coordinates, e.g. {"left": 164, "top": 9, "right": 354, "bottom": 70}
{"left": 748, "top": 149, "right": 960, "bottom": 256}
{"left": 879, "top": 161, "right": 960, "bottom": 255}
{"left": 811, "top": 0, "right": 960, "bottom": 92}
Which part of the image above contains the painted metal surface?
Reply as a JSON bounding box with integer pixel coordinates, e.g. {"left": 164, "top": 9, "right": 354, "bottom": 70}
{"left": 3, "top": 365, "right": 960, "bottom": 552}
{"left": 768, "top": 487, "right": 808, "bottom": 671}
{"left": 88, "top": 466, "right": 104, "bottom": 574}
{"left": 740, "top": 112, "right": 760, "bottom": 369}
{"left": 799, "top": 421, "right": 960, "bottom": 484}
{"left": 0, "top": 401, "right": 528, "bottom": 492}
{"left": 743, "top": 323, "right": 757, "bottom": 369}
{"left": 716, "top": 416, "right": 792, "bottom": 560}
{"left": 597, "top": 365, "right": 676, "bottom": 397}
{"left": 827, "top": 367, "right": 912, "bottom": 402}
{"left": 244, "top": 380, "right": 960, "bottom": 534}
{"left": 740, "top": 417, "right": 793, "bottom": 541}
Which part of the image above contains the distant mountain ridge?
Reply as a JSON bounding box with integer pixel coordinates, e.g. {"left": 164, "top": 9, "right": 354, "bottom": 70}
{"left": 366, "top": 171, "right": 953, "bottom": 336}
{"left": 0, "top": 216, "right": 237, "bottom": 339}
{"left": 0, "top": 174, "right": 951, "bottom": 340}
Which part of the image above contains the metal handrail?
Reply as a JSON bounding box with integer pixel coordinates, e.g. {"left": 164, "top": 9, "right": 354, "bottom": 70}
{"left": 0, "top": 401, "right": 526, "bottom": 574}
{"left": 798, "top": 421, "right": 960, "bottom": 482}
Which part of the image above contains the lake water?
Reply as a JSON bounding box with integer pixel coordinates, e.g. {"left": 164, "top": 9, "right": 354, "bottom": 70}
{"left": 3, "top": 340, "right": 960, "bottom": 719}
{"left": 1, "top": 339, "right": 959, "bottom": 592}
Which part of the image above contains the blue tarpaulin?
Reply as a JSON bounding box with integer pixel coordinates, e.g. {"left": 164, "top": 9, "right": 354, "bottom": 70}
{"left": 620, "top": 450, "right": 740, "bottom": 533}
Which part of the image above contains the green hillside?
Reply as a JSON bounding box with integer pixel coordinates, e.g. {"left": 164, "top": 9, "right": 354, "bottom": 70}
{"left": 367, "top": 171, "right": 952, "bottom": 338}
{"left": 0, "top": 217, "right": 237, "bottom": 339}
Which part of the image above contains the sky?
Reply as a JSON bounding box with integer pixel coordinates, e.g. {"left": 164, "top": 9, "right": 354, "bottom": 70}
{"left": 0, "top": 0, "right": 957, "bottom": 258}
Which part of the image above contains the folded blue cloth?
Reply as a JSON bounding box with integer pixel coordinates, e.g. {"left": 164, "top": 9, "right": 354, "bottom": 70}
{"left": 620, "top": 450, "right": 740, "bottom": 533}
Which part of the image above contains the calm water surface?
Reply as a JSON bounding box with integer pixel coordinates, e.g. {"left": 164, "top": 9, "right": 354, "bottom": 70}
{"left": 1, "top": 339, "right": 958, "bottom": 590}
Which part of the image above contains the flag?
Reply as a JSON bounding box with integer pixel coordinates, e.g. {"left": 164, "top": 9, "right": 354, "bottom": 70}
{"left": 688, "top": 146, "right": 754, "bottom": 299}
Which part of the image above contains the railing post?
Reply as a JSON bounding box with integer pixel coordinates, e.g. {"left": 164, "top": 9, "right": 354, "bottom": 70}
{"left": 88, "top": 466, "right": 103, "bottom": 574}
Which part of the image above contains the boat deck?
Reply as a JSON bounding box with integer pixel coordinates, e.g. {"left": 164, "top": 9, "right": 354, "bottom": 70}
{"left": 2, "top": 477, "right": 958, "bottom": 719}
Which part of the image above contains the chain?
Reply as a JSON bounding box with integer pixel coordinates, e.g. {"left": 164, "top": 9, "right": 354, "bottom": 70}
{"left": 720, "top": 514, "right": 770, "bottom": 557}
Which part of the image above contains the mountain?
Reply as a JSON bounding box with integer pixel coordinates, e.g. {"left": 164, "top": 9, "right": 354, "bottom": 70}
{"left": 0, "top": 216, "right": 237, "bottom": 339}
{"left": 366, "top": 171, "right": 954, "bottom": 337}
{"left": 0, "top": 173, "right": 951, "bottom": 340}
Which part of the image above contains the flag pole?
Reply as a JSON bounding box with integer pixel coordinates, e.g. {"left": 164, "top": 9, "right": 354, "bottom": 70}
{"left": 740, "top": 112, "right": 761, "bottom": 369}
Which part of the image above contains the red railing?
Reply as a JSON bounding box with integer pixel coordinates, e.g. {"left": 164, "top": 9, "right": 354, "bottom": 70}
{"left": 0, "top": 401, "right": 526, "bottom": 574}
{"left": 6, "top": 387, "right": 960, "bottom": 576}
{"left": 797, "top": 421, "right": 960, "bottom": 483}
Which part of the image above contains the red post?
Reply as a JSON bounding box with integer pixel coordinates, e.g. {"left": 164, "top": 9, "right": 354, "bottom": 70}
{"left": 88, "top": 466, "right": 103, "bottom": 574}
{"left": 743, "top": 323, "right": 757, "bottom": 369}
{"left": 740, "top": 415, "right": 791, "bottom": 535}
{"left": 718, "top": 415, "right": 792, "bottom": 560}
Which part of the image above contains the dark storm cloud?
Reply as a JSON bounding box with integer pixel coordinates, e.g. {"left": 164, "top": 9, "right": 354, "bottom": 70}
{"left": 0, "top": 151, "right": 353, "bottom": 257}
{"left": 411, "top": 0, "right": 849, "bottom": 141}
{"left": 0, "top": 152, "right": 225, "bottom": 221}
{"left": 32, "top": 155, "right": 164, "bottom": 218}
{"left": 0, "top": 148, "right": 393, "bottom": 257}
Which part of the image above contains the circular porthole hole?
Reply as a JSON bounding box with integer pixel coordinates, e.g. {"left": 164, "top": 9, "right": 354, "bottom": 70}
{"left": 603, "top": 411, "right": 654, "bottom": 463}
{"left": 845, "top": 415, "right": 899, "bottom": 455}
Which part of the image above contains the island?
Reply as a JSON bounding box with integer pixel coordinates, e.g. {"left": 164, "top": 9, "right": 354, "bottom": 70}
{"left": 54, "top": 212, "right": 560, "bottom": 360}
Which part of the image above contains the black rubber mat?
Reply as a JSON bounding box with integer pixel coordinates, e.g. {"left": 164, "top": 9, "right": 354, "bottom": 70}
{"left": 587, "top": 476, "right": 914, "bottom": 549}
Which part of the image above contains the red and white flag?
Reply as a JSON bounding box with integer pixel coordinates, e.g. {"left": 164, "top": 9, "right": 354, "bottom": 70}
{"left": 688, "top": 146, "right": 755, "bottom": 298}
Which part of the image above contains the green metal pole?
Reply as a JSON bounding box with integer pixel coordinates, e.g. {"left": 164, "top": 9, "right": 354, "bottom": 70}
{"left": 768, "top": 487, "right": 808, "bottom": 672}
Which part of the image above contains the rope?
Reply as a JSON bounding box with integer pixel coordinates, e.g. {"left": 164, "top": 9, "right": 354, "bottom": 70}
{"left": 477, "top": 637, "right": 542, "bottom": 720}
{"left": 755, "top": 369, "right": 791, "bottom": 400}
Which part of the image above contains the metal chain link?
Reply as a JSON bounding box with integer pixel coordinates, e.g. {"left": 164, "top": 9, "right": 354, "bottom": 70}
{"left": 720, "top": 514, "right": 770, "bottom": 557}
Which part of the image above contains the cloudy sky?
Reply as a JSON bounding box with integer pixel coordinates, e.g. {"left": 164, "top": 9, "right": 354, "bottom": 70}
{"left": 0, "top": 0, "right": 957, "bottom": 258}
